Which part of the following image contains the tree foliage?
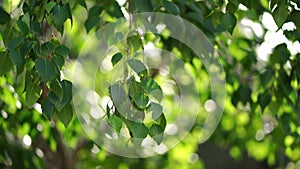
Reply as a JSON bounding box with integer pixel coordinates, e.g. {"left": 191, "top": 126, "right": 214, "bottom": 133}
{"left": 0, "top": 0, "right": 300, "bottom": 168}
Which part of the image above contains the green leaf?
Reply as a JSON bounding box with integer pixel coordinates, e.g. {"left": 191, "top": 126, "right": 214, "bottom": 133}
{"left": 272, "top": 2, "right": 288, "bottom": 28}
{"left": 220, "top": 12, "right": 237, "bottom": 34}
{"left": 45, "top": 2, "right": 56, "bottom": 14}
{"left": 127, "top": 34, "right": 143, "bottom": 52}
{"left": 54, "top": 45, "right": 70, "bottom": 58}
{"left": 17, "top": 20, "right": 29, "bottom": 36}
{"left": 111, "top": 52, "right": 123, "bottom": 66}
{"left": 41, "top": 98, "right": 54, "bottom": 119}
{"left": 8, "top": 37, "right": 24, "bottom": 51}
{"left": 108, "top": 32, "right": 124, "bottom": 46}
{"left": 135, "top": 0, "right": 153, "bottom": 12}
{"left": 84, "top": 16, "right": 100, "bottom": 33}
{"left": 88, "top": 5, "right": 103, "bottom": 17}
{"left": 107, "top": 115, "right": 123, "bottom": 133}
{"left": 158, "top": 113, "right": 166, "bottom": 130}
{"left": 78, "top": 0, "right": 87, "bottom": 9}
{"left": 141, "top": 78, "right": 163, "bottom": 102}
{"left": 50, "top": 79, "right": 63, "bottom": 101}
{"left": 237, "top": 85, "right": 252, "bottom": 104}
{"left": 0, "top": 52, "right": 13, "bottom": 76}
{"left": 57, "top": 103, "right": 73, "bottom": 127}
{"left": 129, "top": 80, "right": 149, "bottom": 109}
{"left": 149, "top": 124, "right": 164, "bottom": 144}
{"left": 52, "top": 55, "right": 65, "bottom": 70}
{"left": 56, "top": 80, "right": 73, "bottom": 110}
{"left": 52, "top": 4, "right": 70, "bottom": 26}
{"left": 163, "top": 0, "right": 180, "bottom": 15}
{"left": 127, "top": 59, "right": 148, "bottom": 76}
{"left": 258, "top": 92, "right": 272, "bottom": 112}
{"left": 0, "top": 7, "right": 10, "bottom": 24}
{"left": 109, "top": 82, "right": 131, "bottom": 115}
{"left": 9, "top": 50, "right": 25, "bottom": 73}
{"left": 35, "top": 58, "right": 56, "bottom": 83}
{"left": 148, "top": 102, "right": 163, "bottom": 120}
{"left": 129, "top": 122, "right": 148, "bottom": 138}
{"left": 26, "top": 80, "right": 41, "bottom": 107}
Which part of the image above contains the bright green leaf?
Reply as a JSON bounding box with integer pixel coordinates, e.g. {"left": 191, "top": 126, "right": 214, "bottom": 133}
{"left": 107, "top": 115, "right": 123, "bottom": 133}
{"left": 45, "top": 2, "right": 56, "bottom": 14}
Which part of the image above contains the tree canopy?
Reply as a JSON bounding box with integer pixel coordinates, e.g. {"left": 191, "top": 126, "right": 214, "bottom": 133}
{"left": 1, "top": 0, "right": 300, "bottom": 168}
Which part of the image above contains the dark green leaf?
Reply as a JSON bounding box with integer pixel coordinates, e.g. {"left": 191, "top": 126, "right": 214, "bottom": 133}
{"left": 41, "top": 98, "right": 55, "bottom": 119}
{"left": 45, "top": 2, "right": 56, "bottom": 14}
{"left": 220, "top": 12, "right": 237, "bottom": 34}
{"left": 78, "top": 0, "right": 87, "bottom": 8}
{"left": 129, "top": 122, "right": 148, "bottom": 138}
{"left": 17, "top": 20, "right": 29, "bottom": 36}
{"left": 35, "top": 58, "right": 56, "bottom": 83}
{"left": 52, "top": 4, "right": 70, "bottom": 26}
{"left": 136, "top": 0, "right": 153, "bottom": 12}
{"left": 8, "top": 37, "right": 24, "bottom": 51}
{"left": 84, "top": 16, "right": 100, "bottom": 33}
{"left": 0, "top": 52, "right": 13, "bottom": 76}
{"left": 127, "top": 59, "right": 148, "bottom": 76}
{"left": 258, "top": 92, "right": 272, "bottom": 112}
{"left": 163, "top": 0, "right": 180, "bottom": 15}
{"left": 50, "top": 79, "right": 63, "bottom": 100}
{"left": 88, "top": 5, "right": 103, "bottom": 17}
{"left": 0, "top": 7, "right": 10, "bottom": 24}
{"left": 26, "top": 80, "right": 41, "bottom": 107}
{"left": 237, "top": 85, "right": 252, "bottom": 104}
{"left": 57, "top": 103, "right": 73, "bottom": 127}
{"left": 54, "top": 45, "right": 70, "bottom": 58}
{"left": 111, "top": 52, "right": 123, "bottom": 66}
{"left": 10, "top": 50, "right": 25, "bottom": 73}
{"left": 149, "top": 124, "right": 164, "bottom": 144}
{"left": 107, "top": 115, "right": 123, "bottom": 133}
{"left": 272, "top": 2, "right": 288, "bottom": 28}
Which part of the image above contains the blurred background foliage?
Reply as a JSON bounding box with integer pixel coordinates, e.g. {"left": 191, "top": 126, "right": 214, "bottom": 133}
{"left": 1, "top": 0, "right": 300, "bottom": 168}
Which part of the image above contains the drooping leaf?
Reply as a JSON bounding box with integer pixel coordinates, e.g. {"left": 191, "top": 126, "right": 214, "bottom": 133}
{"left": 107, "top": 115, "right": 123, "bottom": 133}
{"left": 0, "top": 7, "right": 10, "bottom": 24}
{"left": 129, "top": 122, "right": 148, "bottom": 138}
{"left": 52, "top": 4, "right": 71, "bottom": 27}
{"left": 41, "top": 98, "right": 55, "bottom": 119}
{"left": 8, "top": 37, "right": 24, "bottom": 51}
{"left": 127, "top": 59, "right": 148, "bottom": 76}
{"left": 135, "top": 0, "right": 153, "bottom": 12}
{"left": 9, "top": 50, "right": 25, "bottom": 73}
{"left": 148, "top": 102, "right": 163, "bottom": 120}
{"left": 127, "top": 34, "right": 143, "bottom": 53}
{"left": 128, "top": 80, "right": 149, "bottom": 109}
{"left": 54, "top": 45, "right": 70, "bottom": 58}
{"left": 220, "top": 12, "right": 237, "bottom": 34}
{"left": 109, "top": 82, "right": 131, "bottom": 115}
{"left": 272, "top": 2, "right": 288, "bottom": 28}
{"left": 50, "top": 79, "right": 63, "bottom": 101}
{"left": 45, "top": 2, "right": 56, "bottom": 14}
{"left": 0, "top": 52, "right": 13, "bottom": 76}
{"left": 111, "top": 52, "right": 123, "bottom": 66}
{"left": 26, "top": 80, "right": 41, "bottom": 107}
{"left": 149, "top": 124, "right": 164, "bottom": 144}
{"left": 163, "top": 0, "right": 180, "bottom": 15}
{"left": 258, "top": 92, "right": 272, "bottom": 112}
{"left": 17, "top": 20, "right": 29, "bottom": 36}
{"left": 35, "top": 58, "right": 56, "bottom": 83}
{"left": 57, "top": 103, "right": 73, "bottom": 127}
